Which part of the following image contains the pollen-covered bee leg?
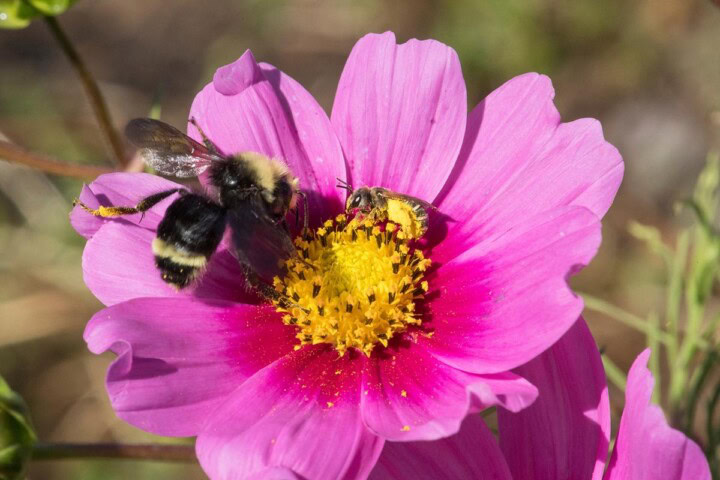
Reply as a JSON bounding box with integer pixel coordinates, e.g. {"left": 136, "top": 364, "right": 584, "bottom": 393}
{"left": 188, "top": 117, "right": 221, "bottom": 156}
{"left": 73, "top": 188, "right": 185, "bottom": 219}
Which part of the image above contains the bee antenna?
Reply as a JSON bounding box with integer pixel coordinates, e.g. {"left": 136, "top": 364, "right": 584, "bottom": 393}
{"left": 335, "top": 177, "right": 353, "bottom": 192}
{"left": 336, "top": 177, "right": 353, "bottom": 191}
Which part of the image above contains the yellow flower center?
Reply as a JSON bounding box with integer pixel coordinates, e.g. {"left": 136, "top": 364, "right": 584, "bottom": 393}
{"left": 273, "top": 214, "right": 431, "bottom": 357}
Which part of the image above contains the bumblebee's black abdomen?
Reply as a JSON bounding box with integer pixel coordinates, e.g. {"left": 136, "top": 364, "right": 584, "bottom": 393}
{"left": 152, "top": 194, "right": 227, "bottom": 288}
{"left": 153, "top": 256, "right": 198, "bottom": 288}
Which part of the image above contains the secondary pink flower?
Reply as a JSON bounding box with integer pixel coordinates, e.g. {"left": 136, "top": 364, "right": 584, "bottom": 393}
{"left": 72, "top": 32, "right": 623, "bottom": 479}
{"left": 369, "top": 319, "right": 711, "bottom": 480}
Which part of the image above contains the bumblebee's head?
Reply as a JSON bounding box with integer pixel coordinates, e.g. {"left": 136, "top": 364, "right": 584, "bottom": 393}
{"left": 346, "top": 187, "right": 374, "bottom": 212}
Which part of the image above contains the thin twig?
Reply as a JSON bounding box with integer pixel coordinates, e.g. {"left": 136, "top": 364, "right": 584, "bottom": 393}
{"left": 43, "top": 15, "right": 126, "bottom": 167}
{"left": 32, "top": 442, "right": 196, "bottom": 462}
{"left": 0, "top": 140, "right": 113, "bottom": 178}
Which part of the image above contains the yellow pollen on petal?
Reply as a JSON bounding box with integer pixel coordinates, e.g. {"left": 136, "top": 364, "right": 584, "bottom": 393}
{"left": 273, "top": 215, "right": 431, "bottom": 357}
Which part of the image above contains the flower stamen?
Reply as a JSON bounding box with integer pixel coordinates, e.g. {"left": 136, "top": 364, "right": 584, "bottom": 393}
{"left": 273, "top": 214, "right": 431, "bottom": 356}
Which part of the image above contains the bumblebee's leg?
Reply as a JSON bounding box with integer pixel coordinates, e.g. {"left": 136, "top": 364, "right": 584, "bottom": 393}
{"left": 297, "top": 191, "right": 310, "bottom": 232}
{"left": 241, "top": 265, "right": 309, "bottom": 311}
{"left": 73, "top": 188, "right": 184, "bottom": 218}
{"left": 188, "top": 117, "right": 221, "bottom": 156}
{"left": 153, "top": 194, "right": 227, "bottom": 288}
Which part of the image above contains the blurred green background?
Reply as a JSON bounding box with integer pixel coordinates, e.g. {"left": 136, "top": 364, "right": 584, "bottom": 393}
{"left": 1, "top": 0, "right": 719, "bottom": 478}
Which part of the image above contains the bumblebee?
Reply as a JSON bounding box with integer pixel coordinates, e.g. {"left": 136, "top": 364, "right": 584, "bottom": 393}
{"left": 340, "top": 181, "right": 433, "bottom": 239}
{"left": 75, "top": 118, "right": 305, "bottom": 294}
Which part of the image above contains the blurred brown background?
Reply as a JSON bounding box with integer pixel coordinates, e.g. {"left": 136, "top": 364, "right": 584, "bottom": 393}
{"left": 1, "top": 0, "right": 720, "bottom": 478}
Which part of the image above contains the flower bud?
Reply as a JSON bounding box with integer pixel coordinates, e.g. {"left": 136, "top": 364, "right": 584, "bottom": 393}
{"left": 0, "top": 376, "right": 36, "bottom": 480}
{"left": 0, "top": 0, "right": 79, "bottom": 29}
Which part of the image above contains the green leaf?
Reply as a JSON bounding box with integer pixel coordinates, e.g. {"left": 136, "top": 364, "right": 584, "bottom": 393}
{"left": 0, "top": 376, "right": 35, "bottom": 480}
{"left": 0, "top": 0, "right": 40, "bottom": 29}
{"left": 26, "top": 0, "right": 77, "bottom": 16}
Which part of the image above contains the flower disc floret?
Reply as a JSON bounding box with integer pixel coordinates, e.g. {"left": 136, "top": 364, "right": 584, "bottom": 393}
{"left": 273, "top": 214, "right": 431, "bottom": 356}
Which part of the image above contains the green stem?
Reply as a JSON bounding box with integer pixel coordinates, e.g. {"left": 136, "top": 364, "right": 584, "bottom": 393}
{"left": 666, "top": 231, "right": 689, "bottom": 368}
{"left": 706, "top": 381, "right": 720, "bottom": 473}
{"left": 31, "top": 442, "right": 196, "bottom": 462}
{"left": 582, "top": 294, "right": 676, "bottom": 347}
{"left": 703, "top": 311, "right": 720, "bottom": 343}
{"left": 670, "top": 230, "right": 712, "bottom": 406}
{"left": 646, "top": 312, "right": 661, "bottom": 403}
{"left": 685, "top": 350, "right": 718, "bottom": 432}
{"left": 43, "top": 15, "right": 126, "bottom": 167}
{"left": 602, "top": 354, "right": 627, "bottom": 391}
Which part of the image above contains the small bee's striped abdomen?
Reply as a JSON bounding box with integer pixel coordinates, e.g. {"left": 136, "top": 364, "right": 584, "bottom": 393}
{"left": 411, "top": 204, "right": 429, "bottom": 235}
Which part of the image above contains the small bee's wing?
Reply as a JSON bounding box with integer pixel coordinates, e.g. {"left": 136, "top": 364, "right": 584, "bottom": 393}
{"left": 376, "top": 188, "right": 436, "bottom": 210}
{"left": 376, "top": 188, "right": 435, "bottom": 238}
{"left": 125, "top": 118, "right": 223, "bottom": 178}
{"left": 227, "top": 195, "right": 296, "bottom": 281}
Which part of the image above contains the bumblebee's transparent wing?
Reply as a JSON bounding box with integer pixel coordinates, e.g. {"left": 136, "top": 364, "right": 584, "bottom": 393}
{"left": 227, "top": 195, "right": 296, "bottom": 281}
{"left": 125, "top": 118, "right": 223, "bottom": 178}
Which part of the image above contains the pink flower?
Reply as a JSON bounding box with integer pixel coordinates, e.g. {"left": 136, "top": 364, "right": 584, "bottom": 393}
{"left": 369, "top": 319, "right": 711, "bottom": 480}
{"left": 72, "top": 32, "right": 623, "bottom": 479}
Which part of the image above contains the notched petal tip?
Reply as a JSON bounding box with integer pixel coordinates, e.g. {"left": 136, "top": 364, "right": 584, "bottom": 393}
{"left": 213, "top": 49, "right": 265, "bottom": 96}
{"left": 357, "top": 30, "right": 396, "bottom": 44}
{"left": 334, "top": 29, "right": 467, "bottom": 202}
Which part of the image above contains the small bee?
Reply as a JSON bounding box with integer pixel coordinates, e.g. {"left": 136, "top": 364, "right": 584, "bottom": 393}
{"left": 75, "top": 118, "right": 306, "bottom": 294}
{"left": 339, "top": 180, "right": 433, "bottom": 239}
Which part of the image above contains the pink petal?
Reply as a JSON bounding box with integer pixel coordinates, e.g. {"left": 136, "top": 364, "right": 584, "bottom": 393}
{"left": 84, "top": 298, "right": 295, "bottom": 436}
{"left": 331, "top": 32, "right": 467, "bottom": 202}
{"left": 424, "top": 206, "right": 601, "bottom": 374}
{"left": 247, "top": 467, "right": 300, "bottom": 480}
{"left": 496, "top": 318, "right": 611, "bottom": 480}
{"left": 434, "top": 73, "right": 623, "bottom": 264}
{"left": 189, "top": 50, "right": 347, "bottom": 226}
{"left": 604, "top": 349, "right": 711, "bottom": 480}
{"left": 369, "top": 413, "right": 513, "bottom": 480}
{"left": 70, "top": 173, "right": 182, "bottom": 239}
{"left": 361, "top": 339, "right": 537, "bottom": 442}
{"left": 82, "top": 222, "right": 256, "bottom": 306}
{"left": 196, "top": 346, "right": 384, "bottom": 480}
